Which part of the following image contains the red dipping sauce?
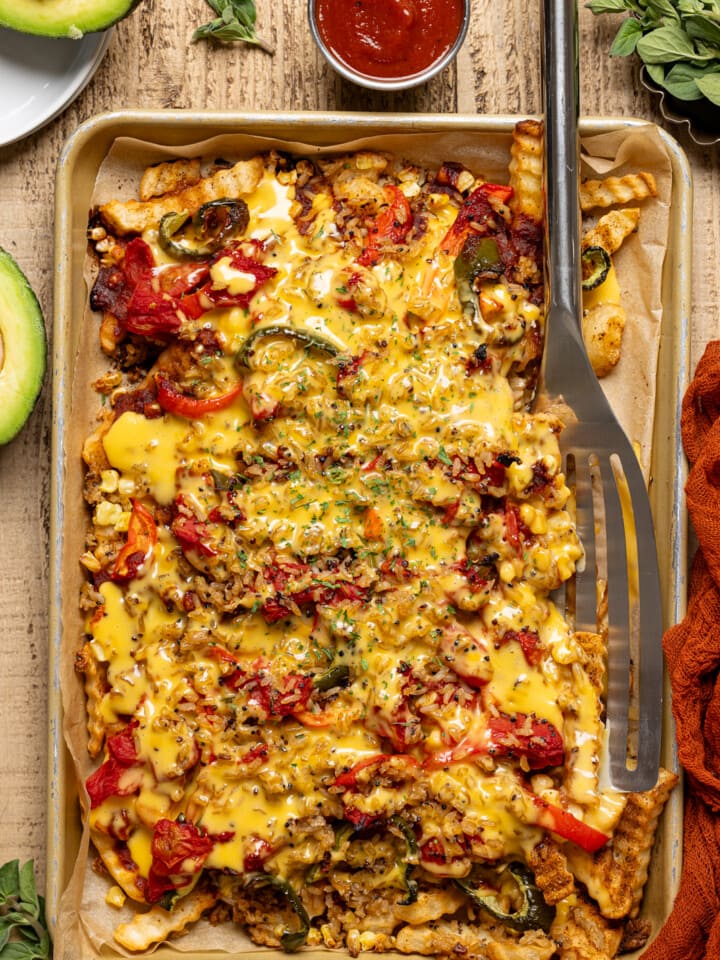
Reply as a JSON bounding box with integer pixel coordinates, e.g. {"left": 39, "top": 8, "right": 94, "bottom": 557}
{"left": 314, "top": 0, "right": 465, "bottom": 82}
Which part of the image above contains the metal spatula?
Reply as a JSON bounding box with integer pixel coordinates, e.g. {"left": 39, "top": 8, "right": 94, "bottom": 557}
{"left": 539, "top": 0, "right": 663, "bottom": 791}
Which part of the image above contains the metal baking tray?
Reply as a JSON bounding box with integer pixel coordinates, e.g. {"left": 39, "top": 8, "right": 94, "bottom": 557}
{"left": 48, "top": 110, "right": 691, "bottom": 959}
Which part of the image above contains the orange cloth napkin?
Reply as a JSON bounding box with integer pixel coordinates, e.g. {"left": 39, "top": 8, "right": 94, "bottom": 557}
{"left": 642, "top": 341, "right": 720, "bottom": 959}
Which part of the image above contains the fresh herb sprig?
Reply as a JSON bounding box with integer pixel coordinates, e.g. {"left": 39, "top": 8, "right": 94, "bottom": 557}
{"left": 0, "top": 861, "right": 52, "bottom": 959}
{"left": 587, "top": 0, "right": 720, "bottom": 105}
{"left": 193, "top": 0, "right": 274, "bottom": 51}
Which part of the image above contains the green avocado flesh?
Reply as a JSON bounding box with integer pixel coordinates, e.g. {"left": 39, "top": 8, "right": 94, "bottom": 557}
{"left": 0, "top": 0, "right": 141, "bottom": 37}
{"left": 0, "top": 249, "right": 46, "bottom": 445}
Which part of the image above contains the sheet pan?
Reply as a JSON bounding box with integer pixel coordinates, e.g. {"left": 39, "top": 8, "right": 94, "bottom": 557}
{"left": 49, "top": 110, "right": 691, "bottom": 959}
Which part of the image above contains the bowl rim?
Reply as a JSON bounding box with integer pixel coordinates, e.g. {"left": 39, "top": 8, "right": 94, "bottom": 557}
{"left": 307, "top": 0, "right": 470, "bottom": 92}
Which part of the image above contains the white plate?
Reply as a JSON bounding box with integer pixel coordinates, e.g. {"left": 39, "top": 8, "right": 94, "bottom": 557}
{"left": 0, "top": 28, "right": 112, "bottom": 148}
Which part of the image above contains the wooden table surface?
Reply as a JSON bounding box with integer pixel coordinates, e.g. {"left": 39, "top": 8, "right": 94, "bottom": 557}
{"left": 0, "top": 0, "right": 717, "bottom": 888}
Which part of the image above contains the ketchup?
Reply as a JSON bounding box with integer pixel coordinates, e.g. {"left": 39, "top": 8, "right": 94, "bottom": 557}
{"left": 314, "top": 0, "right": 465, "bottom": 81}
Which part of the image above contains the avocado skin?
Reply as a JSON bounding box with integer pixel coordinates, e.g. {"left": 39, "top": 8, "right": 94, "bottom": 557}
{"left": 0, "top": 248, "right": 47, "bottom": 446}
{"left": 0, "top": 0, "right": 144, "bottom": 37}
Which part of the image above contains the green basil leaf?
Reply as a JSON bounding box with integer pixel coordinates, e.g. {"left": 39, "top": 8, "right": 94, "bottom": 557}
{"left": 34, "top": 928, "right": 51, "bottom": 957}
{"left": 696, "top": 69, "right": 720, "bottom": 100}
{"left": 0, "top": 917, "right": 19, "bottom": 950}
{"left": 662, "top": 63, "right": 702, "bottom": 94}
{"left": 586, "top": 0, "right": 631, "bottom": 13}
{"left": 685, "top": 12, "right": 720, "bottom": 43}
{"left": 644, "top": 61, "right": 668, "bottom": 83}
{"left": 194, "top": 20, "right": 256, "bottom": 42}
{"left": 637, "top": 23, "right": 707, "bottom": 62}
{"left": 610, "top": 17, "right": 644, "bottom": 55}
{"left": 193, "top": 0, "right": 273, "bottom": 50}
{"left": 1, "top": 942, "right": 46, "bottom": 960}
{"left": 2, "top": 913, "right": 34, "bottom": 928}
{"left": 17, "top": 862, "right": 39, "bottom": 920}
{"left": 0, "top": 860, "right": 20, "bottom": 903}
{"left": 662, "top": 60, "right": 709, "bottom": 97}
{"left": 676, "top": 0, "right": 708, "bottom": 12}
{"left": 644, "top": 0, "right": 681, "bottom": 21}
{"left": 230, "top": 0, "right": 257, "bottom": 27}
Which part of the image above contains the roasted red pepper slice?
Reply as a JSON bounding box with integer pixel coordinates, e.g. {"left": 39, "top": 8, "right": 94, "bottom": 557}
{"left": 487, "top": 713, "right": 565, "bottom": 769}
{"left": 243, "top": 837, "right": 274, "bottom": 872}
{"left": 531, "top": 797, "right": 609, "bottom": 854}
{"left": 441, "top": 499, "right": 461, "bottom": 525}
{"left": 332, "top": 753, "right": 417, "bottom": 789}
{"left": 111, "top": 499, "right": 157, "bottom": 581}
{"left": 172, "top": 496, "right": 218, "bottom": 558}
{"left": 156, "top": 374, "right": 243, "bottom": 419}
{"left": 179, "top": 250, "right": 277, "bottom": 319}
{"left": 246, "top": 673, "right": 314, "bottom": 718}
{"left": 504, "top": 502, "right": 525, "bottom": 554}
{"left": 451, "top": 557, "right": 492, "bottom": 593}
{"left": 358, "top": 186, "right": 413, "bottom": 267}
{"left": 424, "top": 735, "right": 484, "bottom": 769}
{"left": 240, "top": 743, "right": 269, "bottom": 764}
{"left": 158, "top": 261, "right": 210, "bottom": 298}
{"left": 379, "top": 555, "right": 413, "bottom": 581}
{"left": 258, "top": 561, "right": 370, "bottom": 623}
{"left": 419, "top": 837, "right": 448, "bottom": 865}
{"left": 343, "top": 807, "right": 380, "bottom": 829}
{"left": 501, "top": 628, "right": 543, "bottom": 667}
{"left": 440, "top": 183, "right": 514, "bottom": 257}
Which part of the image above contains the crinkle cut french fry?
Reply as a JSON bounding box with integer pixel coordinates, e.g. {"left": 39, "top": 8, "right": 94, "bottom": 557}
{"left": 114, "top": 889, "right": 217, "bottom": 952}
{"left": 582, "top": 301, "right": 626, "bottom": 379}
{"left": 528, "top": 838, "right": 576, "bottom": 905}
{"left": 99, "top": 155, "right": 264, "bottom": 235}
{"left": 582, "top": 208, "right": 640, "bottom": 255}
{"left": 509, "top": 118, "right": 543, "bottom": 226}
{"left": 580, "top": 172, "right": 657, "bottom": 212}
{"left": 566, "top": 768, "right": 679, "bottom": 920}
{"left": 139, "top": 157, "right": 202, "bottom": 201}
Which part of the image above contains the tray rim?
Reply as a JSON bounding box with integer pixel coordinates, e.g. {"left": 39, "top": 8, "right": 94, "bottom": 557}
{"left": 48, "top": 109, "right": 692, "bottom": 958}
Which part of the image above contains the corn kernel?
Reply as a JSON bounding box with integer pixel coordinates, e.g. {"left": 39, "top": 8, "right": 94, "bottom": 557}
{"left": 106, "top": 885, "right": 126, "bottom": 909}
{"left": 99, "top": 469, "right": 119, "bottom": 493}
{"left": 80, "top": 551, "right": 101, "bottom": 573}
{"left": 321, "top": 924, "right": 340, "bottom": 948}
{"left": 499, "top": 560, "right": 516, "bottom": 584}
{"left": 95, "top": 501, "right": 123, "bottom": 527}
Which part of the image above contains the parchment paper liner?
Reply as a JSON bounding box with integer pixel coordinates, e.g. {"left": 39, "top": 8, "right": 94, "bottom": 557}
{"left": 56, "top": 123, "right": 673, "bottom": 958}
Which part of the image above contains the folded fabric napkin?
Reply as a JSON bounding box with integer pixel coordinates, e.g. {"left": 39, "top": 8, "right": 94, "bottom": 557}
{"left": 642, "top": 341, "right": 720, "bottom": 959}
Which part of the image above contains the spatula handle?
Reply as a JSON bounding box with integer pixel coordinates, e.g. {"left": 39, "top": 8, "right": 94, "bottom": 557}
{"left": 542, "top": 0, "right": 582, "bottom": 323}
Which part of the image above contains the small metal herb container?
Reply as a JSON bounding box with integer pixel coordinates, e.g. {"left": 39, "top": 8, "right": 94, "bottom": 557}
{"left": 307, "top": 0, "right": 470, "bottom": 92}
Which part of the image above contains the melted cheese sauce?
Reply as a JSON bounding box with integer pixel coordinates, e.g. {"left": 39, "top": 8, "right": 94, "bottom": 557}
{"left": 84, "top": 153, "right": 609, "bottom": 905}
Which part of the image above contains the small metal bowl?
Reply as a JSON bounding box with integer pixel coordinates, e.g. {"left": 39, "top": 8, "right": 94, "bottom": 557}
{"left": 308, "top": 0, "right": 470, "bottom": 92}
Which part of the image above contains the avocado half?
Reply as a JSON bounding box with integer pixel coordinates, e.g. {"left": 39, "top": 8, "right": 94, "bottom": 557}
{"left": 0, "top": 0, "right": 142, "bottom": 37}
{"left": 0, "top": 248, "right": 46, "bottom": 445}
